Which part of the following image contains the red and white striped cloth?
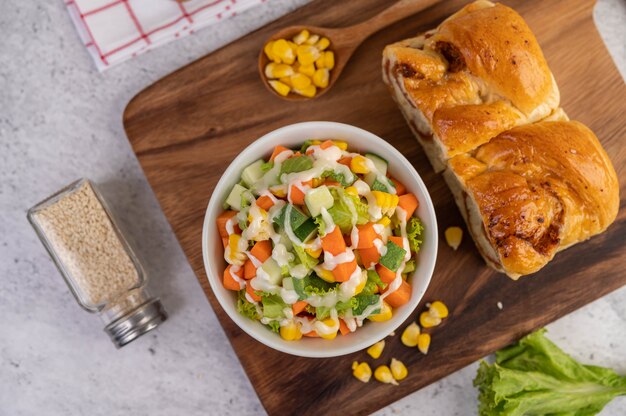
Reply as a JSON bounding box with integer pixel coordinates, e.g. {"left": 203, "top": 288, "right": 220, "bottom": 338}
{"left": 66, "top": 0, "right": 267, "bottom": 71}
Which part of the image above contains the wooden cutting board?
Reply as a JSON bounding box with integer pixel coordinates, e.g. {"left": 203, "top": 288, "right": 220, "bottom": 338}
{"left": 123, "top": 0, "right": 626, "bottom": 414}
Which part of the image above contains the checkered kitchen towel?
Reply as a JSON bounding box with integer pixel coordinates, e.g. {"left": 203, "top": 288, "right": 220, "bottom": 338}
{"left": 66, "top": 0, "right": 267, "bottom": 71}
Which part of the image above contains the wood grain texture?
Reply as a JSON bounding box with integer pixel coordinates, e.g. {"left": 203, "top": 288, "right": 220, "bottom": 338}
{"left": 123, "top": 1, "right": 626, "bottom": 415}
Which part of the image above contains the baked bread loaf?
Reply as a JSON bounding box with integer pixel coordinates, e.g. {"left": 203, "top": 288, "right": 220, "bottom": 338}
{"left": 382, "top": 0, "right": 560, "bottom": 172}
{"left": 383, "top": 1, "right": 619, "bottom": 278}
{"left": 444, "top": 120, "right": 619, "bottom": 279}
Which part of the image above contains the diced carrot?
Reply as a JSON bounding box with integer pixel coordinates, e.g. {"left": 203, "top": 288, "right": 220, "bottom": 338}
{"left": 338, "top": 156, "right": 352, "bottom": 167}
{"left": 306, "top": 148, "right": 314, "bottom": 155}
{"left": 376, "top": 263, "right": 397, "bottom": 283}
{"left": 244, "top": 259, "right": 256, "bottom": 280}
{"left": 398, "top": 193, "right": 419, "bottom": 218}
{"left": 332, "top": 259, "right": 357, "bottom": 282}
{"left": 323, "top": 179, "right": 340, "bottom": 187}
{"left": 289, "top": 179, "right": 312, "bottom": 205}
{"left": 339, "top": 320, "right": 350, "bottom": 336}
{"left": 303, "top": 331, "right": 320, "bottom": 337}
{"left": 255, "top": 195, "right": 274, "bottom": 211}
{"left": 357, "top": 223, "right": 379, "bottom": 249}
{"left": 216, "top": 211, "right": 237, "bottom": 238}
{"left": 246, "top": 281, "right": 262, "bottom": 302}
{"left": 292, "top": 300, "right": 308, "bottom": 315}
{"left": 292, "top": 151, "right": 302, "bottom": 157}
{"left": 358, "top": 246, "right": 381, "bottom": 269}
{"left": 223, "top": 265, "right": 243, "bottom": 291}
{"left": 388, "top": 235, "right": 404, "bottom": 249}
{"left": 321, "top": 227, "right": 346, "bottom": 255}
{"left": 383, "top": 280, "right": 412, "bottom": 308}
{"left": 222, "top": 237, "right": 229, "bottom": 249}
{"left": 390, "top": 177, "right": 407, "bottom": 196}
{"left": 250, "top": 240, "right": 272, "bottom": 263}
{"left": 319, "top": 140, "right": 334, "bottom": 149}
{"left": 270, "top": 145, "right": 290, "bottom": 161}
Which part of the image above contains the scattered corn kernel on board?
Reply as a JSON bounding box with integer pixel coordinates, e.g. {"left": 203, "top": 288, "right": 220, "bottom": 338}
{"left": 123, "top": 0, "right": 626, "bottom": 414}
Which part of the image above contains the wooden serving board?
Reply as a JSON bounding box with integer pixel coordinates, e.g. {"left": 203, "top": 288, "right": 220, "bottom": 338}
{"left": 123, "top": 0, "right": 626, "bottom": 414}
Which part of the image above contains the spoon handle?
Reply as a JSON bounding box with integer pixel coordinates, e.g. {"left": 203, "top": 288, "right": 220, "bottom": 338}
{"left": 348, "top": 0, "right": 441, "bottom": 40}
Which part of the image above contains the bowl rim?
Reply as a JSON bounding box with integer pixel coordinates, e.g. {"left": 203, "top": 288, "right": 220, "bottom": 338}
{"left": 202, "top": 121, "right": 438, "bottom": 358}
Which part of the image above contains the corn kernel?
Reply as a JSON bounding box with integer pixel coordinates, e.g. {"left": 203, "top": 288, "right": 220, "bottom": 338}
{"left": 319, "top": 319, "right": 338, "bottom": 340}
{"left": 332, "top": 140, "right": 348, "bottom": 150}
{"left": 279, "top": 77, "right": 293, "bottom": 88}
{"left": 355, "top": 272, "right": 368, "bottom": 295}
{"left": 298, "top": 64, "right": 316, "bottom": 77}
{"left": 377, "top": 216, "right": 391, "bottom": 227}
{"left": 400, "top": 322, "right": 420, "bottom": 347}
{"left": 305, "top": 34, "right": 320, "bottom": 45}
{"left": 374, "top": 365, "right": 398, "bottom": 385}
{"left": 290, "top": 73, "right": 312, "bottom": 90}
{"left": 305, "top": 247, "right": 322, "bottom": 258}
{"left": 351, "top": 155, "right": 370, "bottom": 174}
{"left": 280, "top": 321, "right": 302, "bottom": 341}
{"left": 324, "top": 51, "right": 335, "bottom": 70}
{"left": 293, "top": 84, "right": 317, "bottom": 98}
{"left": 269, "top": 185, "right": 287, "bottom": 197}
{"left": 315, "top": 266, "right": 335, "bottom": 283}
{"left": 417, "top": 333, "right": 431, "bottom": 354}
{"left": 429, "top": 301, "right": 449, "bottom": 319}
{"left": 371, "top": 191, "right": 399, "bottom": 216}
{"left": 345, "top": 186, "right": 358, "bottom": 196}
{"left": 275, "top": 64, "right": 295, "bottom": 78}
{"left": 272, "top": 39, "right": 295, "bottom": 64}
{"left": 311, "top": 177, "right": 324, "bottom": 187}
{"left": 287, "top": 40, "right": 298, "bottom": 54}
{"left": 313, "top": 68, "right": 330, "bottom": 88}
{"left": 264, "top": 41, "right": 277, "bottom": 62}
{"left": 369, "top": 301, "right": 392, "bottom": 322}
{"left": 316, "top": 37, "right": 331, "bottom": 51}
{"left": 367, "top": 340, "right": 385, "bottom": 359}
{"left": 352, "top": 361, "right": 372, "bottom": 383}
{"left": 390, "top": 358, "right": 408, "bottom": 381}
{"left": 268, "top": 80, "right": 291, "bottom": 97}
{"left": 315, "top": 54, "right": 326, "bottom": 69}
{"left": 296, "top": 45, "right": 321, "bottom": 66}
{"left": 445, "top": 226, "right": 463, "bottom": 250}
{"left": 292, "top": 29, "right": 309, "bottom": 45}
{"left": 419, "top": 311, "right": 441, "bottom": 328}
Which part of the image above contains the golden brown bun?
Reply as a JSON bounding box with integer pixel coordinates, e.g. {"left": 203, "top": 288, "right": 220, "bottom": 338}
{"left": 382, "top": 1, "right": 560, "bottom": 168}
{"left": 447, "top": 121, "right": 619, "bottom": 278}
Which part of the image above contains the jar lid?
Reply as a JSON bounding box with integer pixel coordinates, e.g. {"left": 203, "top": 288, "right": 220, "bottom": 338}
{"left": 104, "top": 298, "right": 167, "bottom": 348}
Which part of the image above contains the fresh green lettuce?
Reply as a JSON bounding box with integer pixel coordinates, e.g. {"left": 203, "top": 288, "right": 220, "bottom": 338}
{"left": 260, "top": 161, "right": 274, "bottom": 173}
{"left": 313, "top": 215, "right": 326, "bottom": 236}
{"left": 352, "top": 293, "right": 380, "bottom": 315}
{"left": 321, "top": 170, "right": 353, "bottom": 186}
{"left": 361, "top": 269, "right": 386, "bottom": 296}
{"left": 474, "top": 329, "right": 626, "bottom": 416}
{"left": 237, "top": 290, "right": 259, "bottom": 320}
{"left": 292, "top": 274, "right": 338, "bottom": 300}
{"left": 406, "top": 217, "right": 424, "bottom": 253}
{"left": 327, "top": 188, "right": 369, "bottom": 233}
{"left": 261, "top": 294, "right": 287, "bottom": 319}
{"left": 266, "top": 321, "right": 280, "bottom": 333}
{"left": 280, "top": 155, "right": 313, "bottom": 175}
{"left": 292, "top": 245, "right": 319, "bottom": 270}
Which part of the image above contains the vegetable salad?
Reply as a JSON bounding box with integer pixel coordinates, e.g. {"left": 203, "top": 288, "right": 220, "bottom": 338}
{"left": 216, "top": 139, "right": 424, "bottom": 340}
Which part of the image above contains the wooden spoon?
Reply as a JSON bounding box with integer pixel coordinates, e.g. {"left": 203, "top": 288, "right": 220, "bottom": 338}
{"left": 259, "top": 0, "right": 440, "bottom": 101}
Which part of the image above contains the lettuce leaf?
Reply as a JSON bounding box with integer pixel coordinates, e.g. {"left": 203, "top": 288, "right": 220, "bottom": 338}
{"left": 407, "top": 217, "right": 424, "bottom": 253}
{"left": 261, "top": 294, "right": 287, "bottom": 319}
{"left": 313, "top": 215, "right": 326, "bottom": 236}
{"left": 260, "top": 161, "right": 274, "bottom": 173}
{"left": 293, "top": 245, "right": 319, "bottom": 270}
{"left": 266, "top": 321, "right": 280, "bottom": 333}
{"left": 352, "top": 293, "right": 380, "bottom": 316}
{"left": 321, "top": 170, "right": 354, "bottom": 186}
{"left": 327, "top": 188, "right": 369, "bottom": 233}
{"left": 280, "top": 155, "right": 313, "bottom": 175}
{"left": 474, "top": 329, "right": 626, "bottom": 416}
{"left": 292, "top": 274, "right": 338, "bottom": 300}
{"left": 237, "top": 290, "right": 260, "bottom": 320}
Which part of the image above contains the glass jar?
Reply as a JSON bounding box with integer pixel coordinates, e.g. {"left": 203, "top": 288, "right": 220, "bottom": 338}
{"left": 28, "top": 179, "right": 167, "bottom": 347}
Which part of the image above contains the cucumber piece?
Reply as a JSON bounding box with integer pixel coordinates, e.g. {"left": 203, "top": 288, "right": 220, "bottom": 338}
{"left": 280, "top": 155, "right": 313, "bottom": 175}
{"left": 261, "top": 258, "right": 282, "bottom": 285}
{"left": 241, "top": 160, "right": 265, "bottom": 187}
{"left": 366, "top": 153, "right": 389, "bottom": 174}
{"left": 379, "top": 240, "right": 407, "bottom": 272}
{"left": 294, "top": 218, "right": 317, "bottom": 242}
{"left": 273, "top": 204, "right": 308, "bottom": 230}
{"left": 403, "top": 259, "right": 416, "bottom": 274}
{"left": 304, "top": 185, "right": 334, "bottom": 217}
{"left": 282, "top": 277, "right": 294, "bottom": 291}
{"left": 225, "top": 183, "right": 248, "bottom": 211}
{"left": 278, "top": 230, "right": 293, "bottom": 251}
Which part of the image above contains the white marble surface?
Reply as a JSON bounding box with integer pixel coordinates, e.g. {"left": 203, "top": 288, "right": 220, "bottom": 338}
{"left": 1, "top": 0, "right": 624, "bottom": 415}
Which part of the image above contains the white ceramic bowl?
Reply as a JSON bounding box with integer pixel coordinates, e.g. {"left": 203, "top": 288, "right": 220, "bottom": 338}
{"left": 202, "top": 122, "right": 438, "bottom": 358}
